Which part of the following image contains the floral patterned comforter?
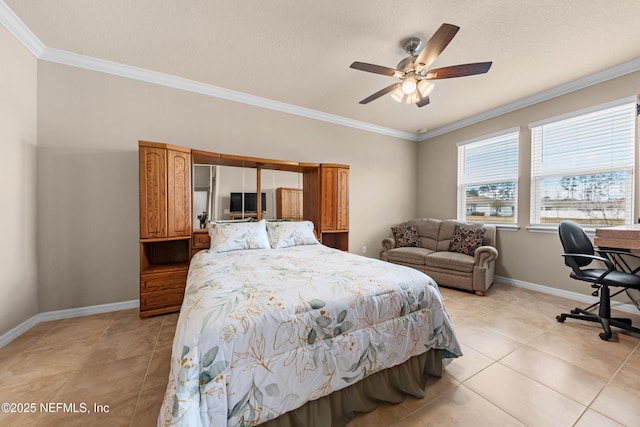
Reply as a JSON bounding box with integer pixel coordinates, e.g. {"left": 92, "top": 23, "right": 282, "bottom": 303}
{"left": 158, "top": 244, "right": 461, "bottom": 427}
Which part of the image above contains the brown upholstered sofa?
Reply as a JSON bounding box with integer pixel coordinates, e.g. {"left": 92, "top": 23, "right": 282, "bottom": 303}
{"left": 380, "top": 218, "right": 498, "bottom": 296}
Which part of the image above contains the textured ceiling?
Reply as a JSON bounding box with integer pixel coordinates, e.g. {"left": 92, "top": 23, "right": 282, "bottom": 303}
{"left": 6, "top": 0, "right": 640, "bottom": 137}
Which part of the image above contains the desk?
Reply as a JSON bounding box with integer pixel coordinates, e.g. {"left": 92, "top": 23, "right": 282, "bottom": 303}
{"left": 594, "top": 224, "right": 640, "bottom": 251}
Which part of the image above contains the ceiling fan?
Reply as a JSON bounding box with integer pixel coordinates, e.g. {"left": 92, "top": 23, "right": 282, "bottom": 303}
{"left": 350, "top": 23, "right": 492, "bottom": 107}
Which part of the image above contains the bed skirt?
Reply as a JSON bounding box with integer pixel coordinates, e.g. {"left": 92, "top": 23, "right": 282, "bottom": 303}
{"left": 261, "top": 349, "right": 443, "bottom": 427}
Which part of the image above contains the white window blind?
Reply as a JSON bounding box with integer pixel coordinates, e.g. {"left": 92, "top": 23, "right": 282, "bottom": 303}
{"left": 457, "top": 128, "right": 519, "bottom": 223}
{"left": 530, "top": 99, "right": 636, "bottom": 227}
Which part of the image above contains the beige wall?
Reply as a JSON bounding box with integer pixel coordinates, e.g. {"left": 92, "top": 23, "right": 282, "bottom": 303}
{"left": 35, "top": 61, "right": 417, "bottom": 312}
{"left": 0, "top": 26, "right": 39, "bottom": 335}
{"left": 418, "top": 71, "right": 640, "bottom": 298}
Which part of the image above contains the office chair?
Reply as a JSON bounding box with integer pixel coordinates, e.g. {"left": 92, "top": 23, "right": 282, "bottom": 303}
{"left": 557, "top": 220, "right": 640, "bottom": 341}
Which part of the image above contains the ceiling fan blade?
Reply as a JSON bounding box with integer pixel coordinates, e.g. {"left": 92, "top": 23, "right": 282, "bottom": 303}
{"left": 350, "top": 61, "right": 397, "bottom": 76}
{"left": 425, "top": 62, "right": 493, "bottom": 79}
{"left": 414, "top": 23, "right": 460, "bottom": 69}
{"left": 359, "top": 83, "right": 400, "bottom": 104}
{"left": 416, "top": 94, "right": 430, "bottom": 108}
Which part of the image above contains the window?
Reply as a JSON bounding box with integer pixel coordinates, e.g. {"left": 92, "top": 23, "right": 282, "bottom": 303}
{"left": 457, "top": 128, "right": 519, "bottom": 224}
{"left": 530, "top": 98, "right": 636, "bottom": 227}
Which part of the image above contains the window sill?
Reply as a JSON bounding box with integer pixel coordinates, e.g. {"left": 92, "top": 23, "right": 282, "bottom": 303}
{"left": 527, "top": 224, "right": 599, "bottom": 235}
{"left": 526, "top": 225, "right": 557, "bottom": 234}
{"left": 495, "top": 224, "right": 520, "bottom": 232}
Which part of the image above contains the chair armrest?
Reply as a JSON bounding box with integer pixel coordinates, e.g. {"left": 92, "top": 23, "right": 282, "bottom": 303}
{"left": 381, "top": 238, "right": 396, "bottom": 261}
{"left": 563, "top": 252, "right": 612, "bottom": 265}
{"left": 382, "top": 238, "right": 396, "bottom": 252}
{"left": 474, "top": 245, "right": 498, "bottom": 267}
{"left": 562, "top": 253, "right": 615, "bottom": 273}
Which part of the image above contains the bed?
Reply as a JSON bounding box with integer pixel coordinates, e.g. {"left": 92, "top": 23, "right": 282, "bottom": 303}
{"left": 158, "top": 220, "right": 462, "bottom": 427}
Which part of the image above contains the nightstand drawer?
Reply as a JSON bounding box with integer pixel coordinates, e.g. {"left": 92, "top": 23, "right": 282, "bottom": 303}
{"left": 140, "top": 289, "right": 184, "bottom": 311}
{"left": 140, "top": 270, "right": 188, "bottom": 292}
{"left": 192, "top": 232, "right": 210, "bottom": 249}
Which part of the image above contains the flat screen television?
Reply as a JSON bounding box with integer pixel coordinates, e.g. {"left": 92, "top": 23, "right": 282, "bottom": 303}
{"left": 230, "top": 192, "right": 267, "bottom": 213}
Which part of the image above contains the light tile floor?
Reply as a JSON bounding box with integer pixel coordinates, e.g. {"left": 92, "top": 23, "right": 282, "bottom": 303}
{"left": 0, "top": 283, "right": 638, "bottom": 426}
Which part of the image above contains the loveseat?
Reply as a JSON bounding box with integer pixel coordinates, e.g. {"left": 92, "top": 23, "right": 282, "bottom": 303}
{"left": 381, "top": 218, "right": 498, "bottom": 296}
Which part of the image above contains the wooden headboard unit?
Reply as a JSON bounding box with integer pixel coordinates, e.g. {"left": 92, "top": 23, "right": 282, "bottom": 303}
{"left": 139, "top": 141, "right": 349, "bottom": 317}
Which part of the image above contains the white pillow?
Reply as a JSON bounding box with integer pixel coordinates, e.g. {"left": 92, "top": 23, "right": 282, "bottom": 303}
{"left": 266, "top": 221, "right": 319, "bottom": 249}
{"left": 208, "top": 219, "right": 271, "bottom": 252}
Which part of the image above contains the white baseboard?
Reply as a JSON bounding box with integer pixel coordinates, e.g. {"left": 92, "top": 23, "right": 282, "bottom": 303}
{"left": 0, "top": 316, "right": 40, "bottom": 349}
{"left": 37, "top": 299, "right": 139, "bottom": 322}
{"left": 495, "top": 275, "right": 640, "bottom": 315}
{"left": 0, "top": 299, "right": 139, "bottom": 349}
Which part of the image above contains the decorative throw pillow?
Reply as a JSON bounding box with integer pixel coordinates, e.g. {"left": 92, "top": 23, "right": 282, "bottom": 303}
{"left": 449, "top": 225, "right": 485, "bottom": 256}
{"left": 391, "top": 225, "right": 422, "bottom": 248}
{"left": 266, "top": 220, "right": 319, "bottom": 249}
{"left": 208, "top": 219, "right": 271, "bottom": 252}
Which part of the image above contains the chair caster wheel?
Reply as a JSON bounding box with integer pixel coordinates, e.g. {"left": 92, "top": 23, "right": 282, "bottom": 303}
{"left": 599, "top": 332, "right": 611, "bottom": 341}
{"left": 556, "top": 315, "right": 566, "bottom": 323}
{"left": 570, "top": 309, "right": 580, "bottom": 315}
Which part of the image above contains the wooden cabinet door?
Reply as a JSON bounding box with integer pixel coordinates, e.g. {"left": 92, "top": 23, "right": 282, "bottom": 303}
{"left": 336, "top": 167, "right": 349, "bottom": 231}
{"left": 320, "top": 166, "right": 349, "bottom": 231}
{"left": 276, "top": 188, "right": 289, "bottom": 219}
{"left": 321, "top": 167, "right": 338, "bottom": 230}
{"left": 286, "top": 190, "right": 299, "bottom": 219}
{"left": 140, "top": 147, "right": 167, "bottom": 239}
{"left": 276, "top": 188, "right": 303, "bottom": 220}
{"left": 167, "top": 149, "right": 192, "bottom": 237}
{"left": 295, "top": 190, "right": 303, "bottom": 220}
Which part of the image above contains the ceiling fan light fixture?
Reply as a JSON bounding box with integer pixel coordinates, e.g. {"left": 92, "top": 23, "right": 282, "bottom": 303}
{"left": 390, "top": 86, "right": 405, "bottom": 103}
{"left": 417, "top": 80, "right": 435, "bottom": 97}
{"left": 390, "top": 87, "right": 415, "bottom": 104}
{"left": 391, "top": 80, "right": 433, "bottom": 105}
{"left": 401, "top": 75, "right": 417, "bottom": 95}
{"left": 406, "top": 91, "right": 421, "bottom": 104}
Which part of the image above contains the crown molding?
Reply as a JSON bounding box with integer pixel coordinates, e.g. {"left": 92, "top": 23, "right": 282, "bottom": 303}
{"left": 39, "top": 47, "right": 418, "bottom": 141}
{"left": 419, "top": 58, "right": 640, "bottom": 141}
{"left": 0, "top": 0, "right": 43, "bottom": 56}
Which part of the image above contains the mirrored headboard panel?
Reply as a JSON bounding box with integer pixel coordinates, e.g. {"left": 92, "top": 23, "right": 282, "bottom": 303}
{"left": 191, "top": 149, "right": 318, "bottom": 225}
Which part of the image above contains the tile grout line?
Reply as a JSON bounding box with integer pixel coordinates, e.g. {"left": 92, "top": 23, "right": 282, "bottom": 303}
{"left": 18, "top": 320, "right": 66, "bottom": 354}
{"left": 492, "top": 344, "right": 595, "bottom": 424}
{"left": 578, "top": 340, "right": 640, "bottom": 425}
{"left": 457, "top": 382, "right": 528, "bottom": 426}
{"left": 128, "top": 314, "right": 168, "bottom": 426}
{"left": 32, "top": 316, "right": 119, "bottom": 426}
